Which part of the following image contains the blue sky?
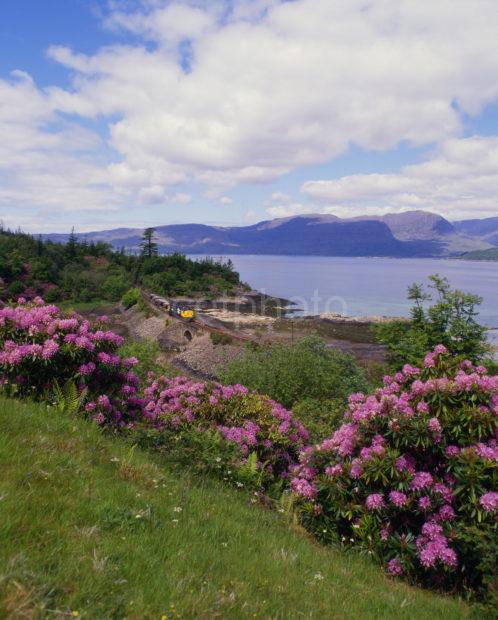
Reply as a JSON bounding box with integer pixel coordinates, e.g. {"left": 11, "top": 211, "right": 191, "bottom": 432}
{"left": 1, "top": 0, "right": 498, "bottom": 232}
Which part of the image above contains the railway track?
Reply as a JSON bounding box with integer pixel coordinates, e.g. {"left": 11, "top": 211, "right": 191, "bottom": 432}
{"left": 146, "top": 291, "right": 257, "bottom": 344}
{"left": 191, "top": 315, "right": 255, "bottom": 343}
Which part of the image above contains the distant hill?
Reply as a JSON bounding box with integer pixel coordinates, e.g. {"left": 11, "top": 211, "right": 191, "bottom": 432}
{"left": 41, "top": 210, "right": 494, "bottom": 258}
{"left": 454, "top": 216, "right": 498, "bottom": 246}
{"left": 353, "top": 210, "right": 455, "bottom": 239}
{"left": 460, "top": 247, "right": 498, "bottom": 261}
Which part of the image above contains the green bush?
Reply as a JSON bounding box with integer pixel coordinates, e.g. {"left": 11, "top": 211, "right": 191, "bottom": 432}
{"left": 375, "top": 275, "right": 490, "bottom": 369}
{"left": 101, "top": 274, "right": 130, "bottom": 301}
{"left": 210, "top": 332, "right": 233, "bottom": 346}
{"left": 219, "top": 335, "right": 369, "bottom": 409}
{"left": 292, "top": 398, "right": 345, "bottom": 442}
{"left": 43, "top": 286, "right": 62, "bottom": 303}
{"left": 121, "top": 287, "right": 142, "bottom": 309}
{"left": 118, "top": 339, "right": 171, "bottom": 381}
{"left": 7, "top": 281, "right": 25, "bottom": 298}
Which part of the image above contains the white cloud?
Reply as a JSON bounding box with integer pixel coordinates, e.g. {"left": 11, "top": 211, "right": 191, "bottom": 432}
{"left": 107, "top": 3, "right": 216, "bottom": 47}
{"left": 3, "top": 0, "right": 498, "bottom": 228}
{"left": 0, "top": 72, "right": 119, "bottom": 216}
{"left": 302, "top": 136, "right": 498, "bottom": 219}
{"left": 220, "top": 196, "right": 233, "bottom": 205}
{"left": 47, "top": 1, "right": 498, "bottom": 185}
{"left": 172, "top": 192, "right": 192, "bottom": 204}
{"left": 266, "top": 202, "right": 316, "bottom": 218}
{"left": 271, "top": 191, "right": 290, "bottom": 202}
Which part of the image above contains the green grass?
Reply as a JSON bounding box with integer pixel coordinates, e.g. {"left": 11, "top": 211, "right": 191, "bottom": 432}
{"left": 58, "top": 300, "right": 116, "bottom": 314}
{"left": 0, "top": 398, "right": 475, "bottom": 619}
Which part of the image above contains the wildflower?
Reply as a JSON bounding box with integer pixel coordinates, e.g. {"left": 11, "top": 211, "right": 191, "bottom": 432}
{"left": 389, "top": 491, "right": 408, "bottom": 507}
{"left": 410, "top": 472, "right": 433, "bottom": 491}
{"left": 291, "top": 478, "right": 317, "bottom": 499}
{"left": 445, "top": 445, "right": 460, "bottom": 457}
{"left": 365, "top": 493, "right": 385, "bottom": 510}
{"left": 325, "top": 464, "right": 342, "bottom": 477}
{"left": 417, "top": 401, "right": 429, "bottom": 413}
{"left": 438, "top": 505, "right": 455, "bottom": 521}
{"left": 424, "top": 353, "right": 436, "bottom": 368}
{"left": 427, "top": 417, "right": 441, "bottom": 433}
{"left": 41, "top": 338, "right": 59, "bottom": 360}
{"left": 479, "top": 492, "right": 498, "bottom": 512}
{"left": 433, "top": 344, "right": 447, "bottom": 355}
{"left": 418, "top": 496, "right": 432, "bottom": 511}
{"left": 386, "top": 558, "right": 403, "bottom": 576}
{"left": 380, "top": 525, "right": 391, "bottom": 540}
{"left": 123, "top": 356, "right": 139, "bottom": 368}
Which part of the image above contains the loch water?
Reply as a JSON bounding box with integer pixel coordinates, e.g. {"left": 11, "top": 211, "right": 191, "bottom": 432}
{"left": 190, "top": 255, "right": 498, "bottom": 343}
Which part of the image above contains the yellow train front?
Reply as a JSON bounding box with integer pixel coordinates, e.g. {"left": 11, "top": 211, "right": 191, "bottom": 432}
{"left": 169, "top": 302, "right": 195, "bottom": 322}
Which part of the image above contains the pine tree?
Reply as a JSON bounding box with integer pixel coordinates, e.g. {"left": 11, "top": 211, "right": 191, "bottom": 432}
{"left": 66, "top": 227, "right": 78, "bottom": 259}
{"left": 140, "top": 227, "right": 158, "bottom": 258}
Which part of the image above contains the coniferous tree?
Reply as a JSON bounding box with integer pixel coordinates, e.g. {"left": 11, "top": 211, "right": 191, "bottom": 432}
{"left": 66, "top": 227, "right": 78, "bottom": 259}
{"left": 140, "top": 227, "right": 158, "bottom": 258}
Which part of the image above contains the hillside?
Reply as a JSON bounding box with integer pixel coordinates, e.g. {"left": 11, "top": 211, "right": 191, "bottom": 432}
{"left": 454, "top": 217, "right": 498, "bottom": 246}
{"left": 460, "top": 247, "right": 498, "bottom": 261}
{"left": 0, "top": 397, "right": 473, "bottom": 619}
{"left": 353, "top": 210, "right": 455, "bottom": 239}
{"left": 0, "top": 228, "right": 242, "bottom": 303}
{"left": 42, "top": 210, "right": 493, "bottom": 257}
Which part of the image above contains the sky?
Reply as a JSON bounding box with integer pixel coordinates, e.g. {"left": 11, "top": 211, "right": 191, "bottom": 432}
{"left": 1, "top": 0, "right": 498, "bottom": 233}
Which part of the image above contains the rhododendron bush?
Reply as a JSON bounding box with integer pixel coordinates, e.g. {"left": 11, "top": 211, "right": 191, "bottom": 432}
{"left": 0, "top": 298, "right": 142, "bottom": 425}
{"left": 291, "top": 346, "right": 498, "bottom": 601}
{"left": 137, "top": 374, "right": 309, "bottom": 488}
{"left": 0, "top": 299, "right": 309, "bottom": 486}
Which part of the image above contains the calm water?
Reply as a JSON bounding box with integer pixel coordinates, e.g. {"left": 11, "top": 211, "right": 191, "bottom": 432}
{"left": 191, "top": 255, "right": 498, "bottom": 342}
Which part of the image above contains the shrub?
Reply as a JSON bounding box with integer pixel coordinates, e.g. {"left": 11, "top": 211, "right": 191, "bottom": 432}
{"left": 43, "top": 285, "right": 62, "bottom": 303}
{"left": 118, "top": 339, "right": 175, "bottom": 381}
{"left": 7, "top": 281, "right": 25, "bottom": 298}
{"left": 291, "top": 346, "right": 498, "bottom": 603}
{"left": 210, "top": 332, "right": 233, "bottom": 346}
{"left": 101, "top": 274, "right": 130, "bottom": 301}
{"left": 292, "top": 398, "right": 345, "bottom": 443}
{"left": 0, "top": 298, "right": 143, "bottom": 427}
{"left": 220, "top": 335, "right": 369, "bottom": 409}
{"left": 375, "top": 275, "right": 490, "bottom": 369}
{"left": 138, "top": 374, "right": 309, "bottom": 489}
{"left": 121, "top": 287, "right": 142, "bottom": 309}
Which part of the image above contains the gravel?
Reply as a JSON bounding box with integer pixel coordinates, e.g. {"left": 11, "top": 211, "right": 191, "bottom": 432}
{"left": 174, "top": 335, "right": 244, "bottom": 378}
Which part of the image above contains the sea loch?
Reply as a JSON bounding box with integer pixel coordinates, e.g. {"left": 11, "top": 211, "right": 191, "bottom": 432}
{"left": 193, "top": 255, "right": 498, "bottom": 341}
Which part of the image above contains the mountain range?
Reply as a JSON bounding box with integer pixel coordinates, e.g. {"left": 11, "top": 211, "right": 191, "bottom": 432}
{"left": 44, "top": 210, "right": 498, "bottom": 258}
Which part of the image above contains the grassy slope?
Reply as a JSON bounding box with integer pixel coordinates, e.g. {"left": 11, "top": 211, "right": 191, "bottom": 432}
{"left": 0, "top": 399, "right": 474, "bottom": 620}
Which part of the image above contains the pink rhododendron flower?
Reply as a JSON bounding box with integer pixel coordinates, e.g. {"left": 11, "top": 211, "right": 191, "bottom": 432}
{"left": 365, "top": 493, "right": 385, "bottom": 510}
{"left": 387, "top": 558, "right": 404, "bottom": 576}
{"left": 389, "top": 491, "right": 408, "bottom": 507}
{"left": 410, "top": 472, "right": 433, "bottom": 491}
{"left": 479, "top": 492, "right": 498, "bottom": 512}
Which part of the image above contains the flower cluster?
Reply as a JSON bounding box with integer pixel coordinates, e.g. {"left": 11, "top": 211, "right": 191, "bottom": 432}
{"left": 291, "top": 346, "right": 497, "bottom": 598}
{"left": 140, "top": 374, "right": 309, "bottom": 483}
{"left": 0, "top": 298, "right": 142, "bottom": 426}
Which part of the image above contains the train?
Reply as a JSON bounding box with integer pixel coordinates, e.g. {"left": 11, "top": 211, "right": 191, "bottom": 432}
{"left": 149, "top": 294, "right": 195, "bottom": 321}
